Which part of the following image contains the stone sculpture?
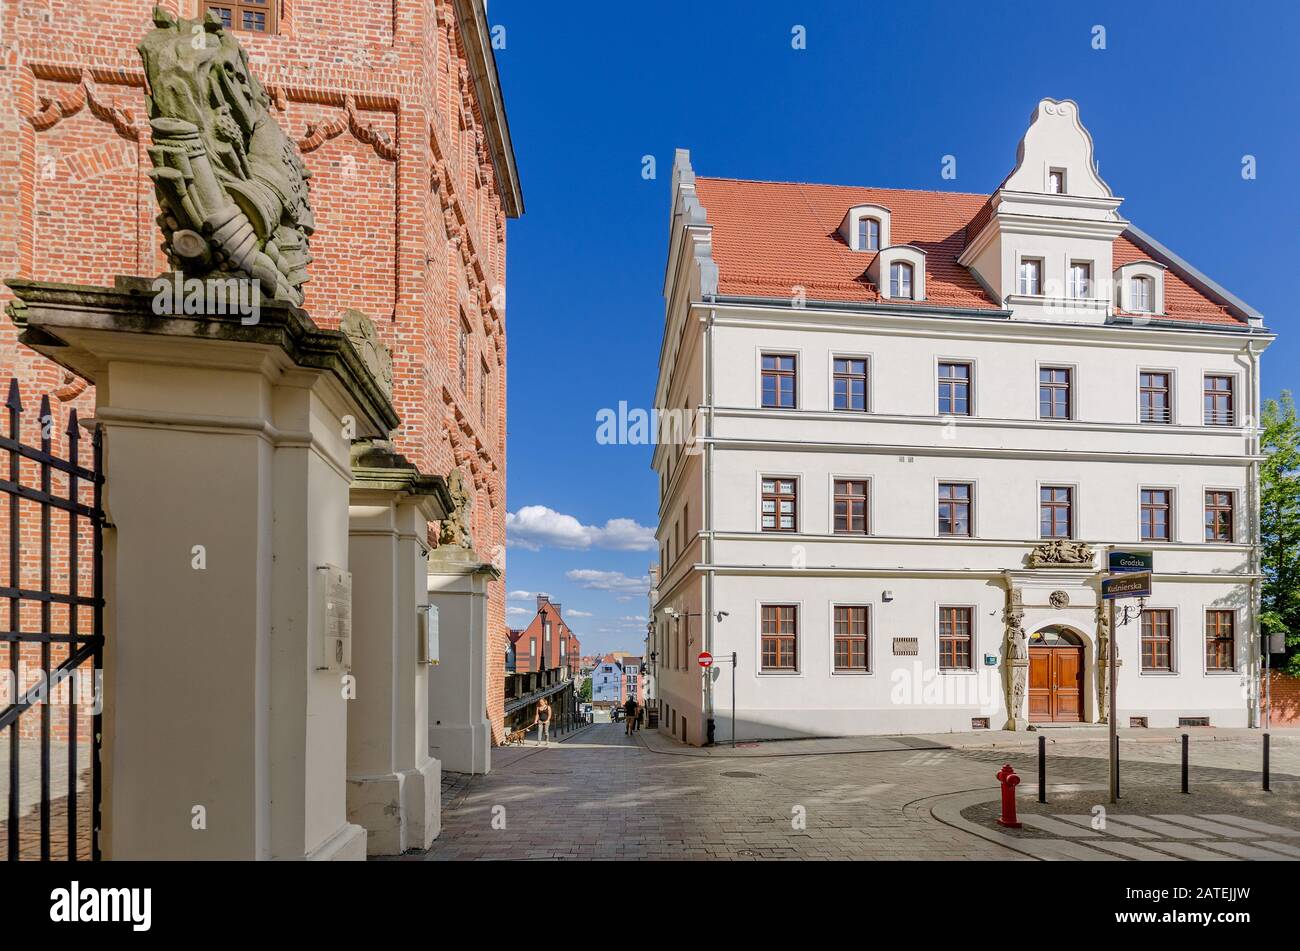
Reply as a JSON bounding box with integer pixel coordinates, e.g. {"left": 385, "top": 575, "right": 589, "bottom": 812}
{"left": 138, "top": 7, "right": 314, "bottom": 306}
{"left": 1003, "top": 587, "right": 1028, "bottom": 730}
{"left": 1026, "top": 539, "right": 1095, "bottom": 568}
{"left": 439, "top": 468, "right": 474, "bottom": 549}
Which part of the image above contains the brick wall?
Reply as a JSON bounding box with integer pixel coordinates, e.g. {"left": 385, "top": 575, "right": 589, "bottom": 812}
{"left": 1263, "top": 670, "right": 1300, "bottom": 726}
{"left": 1, "top": 0, "right": 514, "bottom": 740}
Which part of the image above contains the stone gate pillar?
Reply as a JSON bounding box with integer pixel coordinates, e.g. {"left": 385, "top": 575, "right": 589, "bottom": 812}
{"left": 7, "top": 277, "right": 400, "bottom": 860}
{"left": 427, "top": 547, "right": 499, "bottom": 775}
{"left": 345, "top": 440, "right": 451, "bottom": 854}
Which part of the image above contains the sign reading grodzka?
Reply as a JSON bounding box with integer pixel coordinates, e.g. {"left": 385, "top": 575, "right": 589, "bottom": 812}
{"left": 1108, "top": 550, "right": 1153, "bottom": 574}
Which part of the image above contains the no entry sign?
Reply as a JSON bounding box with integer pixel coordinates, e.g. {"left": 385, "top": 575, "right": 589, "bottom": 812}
{"left": 697, "top": 651, "right": 714, "bottom": 668}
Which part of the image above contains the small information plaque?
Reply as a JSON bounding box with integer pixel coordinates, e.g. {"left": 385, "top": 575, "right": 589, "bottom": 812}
{"left": 317, "top": 564, "right": 352, "bottom": 671}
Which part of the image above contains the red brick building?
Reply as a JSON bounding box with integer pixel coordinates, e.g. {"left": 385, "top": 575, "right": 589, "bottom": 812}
{"left": 0, "top": 0, "right": 521, "bottom": 740}
{"left": 508, "top": 595, "right": 581, "bottom": 679}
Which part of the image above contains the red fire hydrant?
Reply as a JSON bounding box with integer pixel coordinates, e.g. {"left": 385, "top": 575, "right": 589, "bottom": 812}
{"left": 996, "top": 763, "right": 1022, "bottom": 828}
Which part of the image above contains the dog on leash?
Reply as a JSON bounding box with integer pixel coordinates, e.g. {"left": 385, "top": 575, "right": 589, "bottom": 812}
{"left": 503, "top": 728, "right": 528, "bottom": 747}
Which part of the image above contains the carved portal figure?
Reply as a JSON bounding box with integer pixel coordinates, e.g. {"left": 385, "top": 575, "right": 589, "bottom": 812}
{"left": 138, "top": 7, "right": 314, "bottom": 305}
{"left": 340, "top": 310, "right": 393, "bottom": 398}
{"left": 439, "top": 468, "right": 474, "bottom": 549}
{"left": 1002, "top": 587, "right": 1029, "bottom": 729}
{"left": 1027, "top": 539, "right": 1095, "bottom": 568}
{"left": 1095, "top": 601, "right": 1111, "bottom": 723}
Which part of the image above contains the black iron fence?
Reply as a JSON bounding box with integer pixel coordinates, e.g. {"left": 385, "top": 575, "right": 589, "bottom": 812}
{"left": 0, "top": 378, "right": 104, "bottom": 860}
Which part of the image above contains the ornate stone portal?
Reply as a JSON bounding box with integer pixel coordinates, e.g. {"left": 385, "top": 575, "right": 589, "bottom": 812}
{"left": 1002, "top": 587, "right": 1029, "bottom": 730}
{"left": 138, "top": 8, "right": 314, "bottom": 305}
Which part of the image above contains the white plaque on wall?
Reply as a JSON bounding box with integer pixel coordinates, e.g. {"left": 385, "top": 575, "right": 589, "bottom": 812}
{"left": 317, "top": 564, "right": 352, "bottom": 672}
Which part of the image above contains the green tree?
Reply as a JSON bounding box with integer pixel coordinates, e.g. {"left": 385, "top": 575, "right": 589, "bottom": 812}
{"left": 578, "top": 676, "right": 592, "bottom": 702}
{"left": 1260, "top": 391, "right": 1300, "bottom": 675}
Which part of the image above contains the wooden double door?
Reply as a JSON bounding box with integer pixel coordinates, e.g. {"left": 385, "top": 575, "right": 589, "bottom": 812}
{"left": 1028, "top": 629, "right": 1084, "bottom": 722}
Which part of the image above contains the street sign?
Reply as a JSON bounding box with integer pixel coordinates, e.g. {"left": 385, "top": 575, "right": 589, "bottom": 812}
{"left": 1108, "top": 550, "right": 1153, "bottom": 574}
{"left": 697, "top": 651, "right": 714, "bottom": 668}
{"left": 1102, "top": 571, "right": 1151, "bottom": 600}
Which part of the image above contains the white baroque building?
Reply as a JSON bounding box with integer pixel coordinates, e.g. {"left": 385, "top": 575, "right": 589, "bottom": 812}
{"left": 650, "top": 99, "right": 1273, "bottom": 745}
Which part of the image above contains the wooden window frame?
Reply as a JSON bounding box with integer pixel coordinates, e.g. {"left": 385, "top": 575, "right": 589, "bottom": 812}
{"left": 1038, "top": 366, "right": 1072, "bottom": 420}
{"left": 1205, "top": 610, "right": 1235, "bottom": 672}
{"left": 1039, "top": 485, "right": 1073, "bottom": 539}
{"left": 1204, "top": 490, "right": 1235, "bottom": 543}
{"left": 1139, "top": 370, "right": 1172, "bottom": 424}
{"left": 937, "top": 481, "right": 973, "bottom": 537}
{"left": 1140, "top": 487, "right": 1172, "bottom": 542}
{"left": 202, "top": 0, "right": 278, "bottom": 34}
{"left": 760, "top": 604, "right": 798, "bottom": 672}
{"left": 760, "top": 477, "right": 798, "bottom": 533}
{"left": 760, "top": 353, "right": 797, "bottom": 409}
{"left": 1203, "top": 374, "right": 1235, "bottom": 426}
{"left": 832, "top": 356, "right": 868, "bottom": 412}
{"left": 938, "top": 606, "right": 973, "bottom": 671}
{"left": 833, "top": 605, "right": 870, "bottom": 673}
{"left": 833, "top": 479, "right": 869, "bottom": 535}
{"left": 1141, "top": 609, "right": 1174, "bottom": 672}
{"left": 937, "top": 361, "right": 972, "bottom": 417}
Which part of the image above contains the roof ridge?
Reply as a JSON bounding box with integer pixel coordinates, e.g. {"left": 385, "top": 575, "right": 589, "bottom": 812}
{"left": 695, "top": 174, "right": 992, "bottom": 198}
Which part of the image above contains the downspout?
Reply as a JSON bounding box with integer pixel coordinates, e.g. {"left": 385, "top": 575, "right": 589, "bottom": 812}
{"left": 703, "top": 306, "right": 717, "bottom": 743}
{"left": 1246, "top": 341, "right": 1265, "bottom": 729}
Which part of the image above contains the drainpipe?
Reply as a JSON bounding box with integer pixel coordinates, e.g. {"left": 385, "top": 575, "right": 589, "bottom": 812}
{"left": 1246, "top": 341, "right": 1264, "bottom": 729}
{"left": 703, "top": 306, "right": 717, "bottom": 744}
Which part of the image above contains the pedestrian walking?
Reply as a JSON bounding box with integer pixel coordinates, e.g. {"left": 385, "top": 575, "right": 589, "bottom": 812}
{"left": 536, "top": 697, "right": 552, "bottom": 746}
{"left": 623, "top": 696, "right": 636, "bottom": 736}
{"left": 634, "top": 700, "right": 644, "bottom": 732}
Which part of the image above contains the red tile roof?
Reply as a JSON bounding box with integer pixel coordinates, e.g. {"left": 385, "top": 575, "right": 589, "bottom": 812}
{"left": 693, "top": 177, "right": 1243, "bottom": 326}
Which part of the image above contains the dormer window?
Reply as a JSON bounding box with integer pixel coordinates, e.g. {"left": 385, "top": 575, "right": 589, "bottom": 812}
{"left": 1048, "top": 168, "right": 1066, "bottom": 194}
{"left": 858, "top": 217, "right": 880, "bottom": 251}
{"left": 1069, "top": 261, "right": 1091, "bottom": 298}
{"left": 1131, "top": 276, "right": 1153, "bottom": 312}
{"left": 1018, "top": 258, "right": 1042, "bottom": 296}
{"left": 889, "top": 262, "right": 914, "bottom": 299}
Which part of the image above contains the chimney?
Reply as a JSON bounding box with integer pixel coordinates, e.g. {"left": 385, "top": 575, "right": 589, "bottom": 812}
{"left": 552, "top": 603, "right": 562, "bottom": 617}
{"left": 536, "top": 594, "right": 549, "bottom": 611}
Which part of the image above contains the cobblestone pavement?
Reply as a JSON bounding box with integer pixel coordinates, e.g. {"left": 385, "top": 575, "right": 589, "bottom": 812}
{"left": 406, "top": 723, "right": 1299, "bottom": 861}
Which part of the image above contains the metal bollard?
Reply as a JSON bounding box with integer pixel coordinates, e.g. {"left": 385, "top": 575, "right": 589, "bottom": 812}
{"left": 1038, "top": 734, "right": 1046, "bottom": 803}
{"left": 1181, "top": 733, "right": 1189, "bottom": 794}
{"left": 1113, "top": 734, "right": 1120, "bottom": 799}
{"left": 1264, "top": 733, "right": 1271, "bottom": 793}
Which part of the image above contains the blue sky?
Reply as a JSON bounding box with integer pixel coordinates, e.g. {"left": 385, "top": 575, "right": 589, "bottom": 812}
{"left": 493, "top": 0, "right": 1300, "bottom": 655}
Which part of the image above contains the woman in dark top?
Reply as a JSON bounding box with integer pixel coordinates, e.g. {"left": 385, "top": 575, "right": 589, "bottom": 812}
{"left": 536, "top": 697, "right": 551, "bottom": 746}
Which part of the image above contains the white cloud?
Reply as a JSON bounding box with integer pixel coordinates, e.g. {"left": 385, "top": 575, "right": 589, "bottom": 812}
{"left": 507, "top": 590, "right": 536, "bottom": 601}
{"left": 506, "top": 605, "right": 531, "bottom": 618}
{"left": 506, "top": 506, "right": 655, "bottom": 551}
{"left": 565, "top": 569, "right": 652, "bottom": 596}
{"left": 567, "top": 609, "right": 594, "bottom": 617}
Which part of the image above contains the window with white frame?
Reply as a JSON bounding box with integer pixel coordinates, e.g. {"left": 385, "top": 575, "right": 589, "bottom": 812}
{"left": 1131, "top": 275, "right": 1153, "bottom": 312}
{"left": 889, "top": 262, "right": 914, "bottom": 299}
{"left": 857, "top": 217, "right": 880, "bottom": 251}
{"left": 1069, "top": 261, "right": 1092, "bottom": 298}
{"left": 1018, "top": 258, "right": 1043, "bottom": 295}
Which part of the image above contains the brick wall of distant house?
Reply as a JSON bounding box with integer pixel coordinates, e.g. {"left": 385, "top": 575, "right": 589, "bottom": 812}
{"left": 0, "top": 0, "right": 512, "bottom": 740}
{"left": 1264, "top": 671, "right": 1300, "bottom": 725}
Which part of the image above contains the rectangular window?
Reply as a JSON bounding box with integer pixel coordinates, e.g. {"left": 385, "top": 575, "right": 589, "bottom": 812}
{"left": 1048, "top": 168, "right": 1066, "bottom": 193}
{"left": 1018, "top": 258, "right": 1042, "bottom": 295}
{"left": 1131, "top": 276, "right": 1153, "bottom": 312}
{"left": 1069, "top": 261, "right": 1092, "bottom": 298}
{"left": 760, "top": 605, "right": 798, "bottom": 671}
{"left": 1203, "top": 375, "right": 1235, "bottom": 426}
{"left": 203, "top": 1, "right": 276, "bottom": 33}
{"left": 937, "top": 362, "right": 971, "bottom": 416}
{"left": 1205, "top": 490, "right": 1234, "bottom": 542}
{"left": 833, "top": 606, "right": 869, "bottom": 672}
{"left": 1039, "top": 367, "right": 1071, "bottom": 419}
{"left": 833, "top": 357, "right": 868, "bottom": 411}
{"left": 1140, "top": 371, "right": 1171, "bottom": 424}
{"left": 1040, "top": 486, "right": 1073, "bottom": 539}
{"left": 938, "top": 606, "right": 973, "bottom": 670}
{"left": 1140, "top": 488, "right": 1171, "bottom": 542}
{"left": 479, "top": 358, "right": 488, "bottom": 422}
{"left": 1205, "top": 610, "right": 1235, "bottom": 671}
{"left": 1141, "top": 610, "right": 1173, "bottom": 671}
{"left": 760, "top": 354, "right": 797, "bottom": 408}
{"left": 938, "top": 482, "right": 972, "bottom": 537}
{"left": 833, "top": 479, "right": 869, "bottom": 535}
{"left": 761, "top": 478, "right": 797, "bottom": 533}
{"left": 889, "top": 262, "right": 913, "bottom": 299}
